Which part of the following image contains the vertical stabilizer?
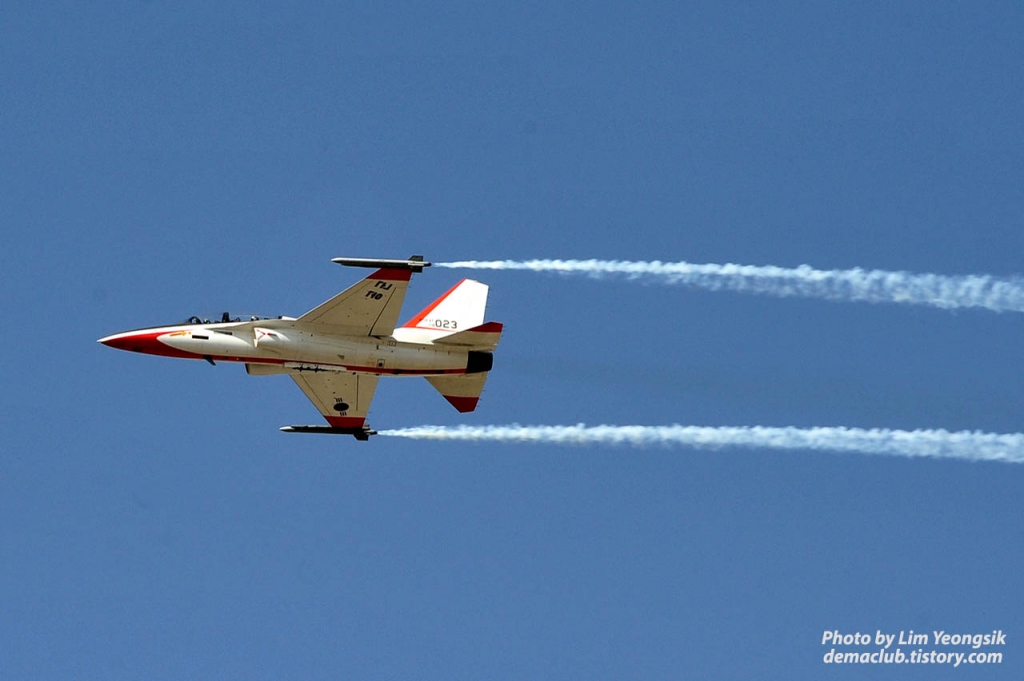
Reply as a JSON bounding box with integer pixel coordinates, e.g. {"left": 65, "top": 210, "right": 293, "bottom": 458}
{"left": 399, "top": 279, "right": 488, "bottom": 338}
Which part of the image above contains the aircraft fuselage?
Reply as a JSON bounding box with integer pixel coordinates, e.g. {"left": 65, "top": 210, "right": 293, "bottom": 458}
{"left": 98, "top": 258, "right": 502, "bottom": 438}
{"left": 98, "top": 320, "right": 490, "bottom": 376}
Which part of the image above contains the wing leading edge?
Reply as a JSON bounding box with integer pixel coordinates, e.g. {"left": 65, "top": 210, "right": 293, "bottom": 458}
{"left": 298, "top": 267, "right": 413, "bottom": 337}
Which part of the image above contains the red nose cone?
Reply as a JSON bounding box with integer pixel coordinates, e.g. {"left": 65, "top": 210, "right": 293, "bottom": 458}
{"left": 98, "top": 331, "right": 197, "bottom": 358}
{"left": 98, "top": 334, "right": 137, "bottom": 351}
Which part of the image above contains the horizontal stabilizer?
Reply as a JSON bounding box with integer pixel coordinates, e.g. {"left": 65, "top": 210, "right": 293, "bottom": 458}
{"left": 431, "top": 322, "right": 504, "bottom": 351}
{"left": 425, "top": 374, "right": 488, "bottom": 413}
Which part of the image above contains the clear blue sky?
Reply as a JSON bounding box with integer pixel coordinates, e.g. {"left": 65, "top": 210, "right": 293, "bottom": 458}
{"left": 2, "top": 2, "right": 1022, "bottom": 678}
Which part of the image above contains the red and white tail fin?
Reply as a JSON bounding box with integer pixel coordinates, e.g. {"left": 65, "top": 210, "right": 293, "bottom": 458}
{"left": 394, "top": 279, "right": 489, "bottom": 342}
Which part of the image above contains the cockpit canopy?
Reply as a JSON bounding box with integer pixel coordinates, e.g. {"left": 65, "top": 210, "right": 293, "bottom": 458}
{"left": 180, "top": 313, "right": 279, "bottom": 325}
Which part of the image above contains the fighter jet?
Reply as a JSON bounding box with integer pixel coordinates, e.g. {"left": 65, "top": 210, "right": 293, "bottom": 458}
{"left": 98, "top": 256, "right": 502, "bottom": 440}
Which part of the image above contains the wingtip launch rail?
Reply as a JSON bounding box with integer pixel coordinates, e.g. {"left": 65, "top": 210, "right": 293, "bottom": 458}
{"left": 331, "top": 255, "right": 431, "bottom": 272}
{"left": 280, "top": 425, "right": 378, "bottom": 441}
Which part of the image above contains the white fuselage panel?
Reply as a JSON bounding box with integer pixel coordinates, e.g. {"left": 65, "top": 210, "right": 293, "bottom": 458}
{"left": 152, "top": 321, "right": 471, "bottom": 375}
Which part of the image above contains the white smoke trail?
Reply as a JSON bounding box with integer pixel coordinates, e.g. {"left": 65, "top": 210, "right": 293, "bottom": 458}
{"left": 436, "top": 259, "right": 1024, "bottom": 313}
{"left": 379, "top": 424, "right": 1024, "bottom": 464}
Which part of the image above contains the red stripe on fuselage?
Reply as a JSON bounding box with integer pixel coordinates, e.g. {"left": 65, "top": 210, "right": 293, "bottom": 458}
{"left": 101, "top": 329, "right": 475, "bottom": 375}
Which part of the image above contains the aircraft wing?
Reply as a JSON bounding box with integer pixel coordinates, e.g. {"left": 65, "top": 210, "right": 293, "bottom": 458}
{"left": 290, "top": 371, "right": 380, "bottom": 429}
{"left": 298, "top": 268, "right": 412, "bottom": 336}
